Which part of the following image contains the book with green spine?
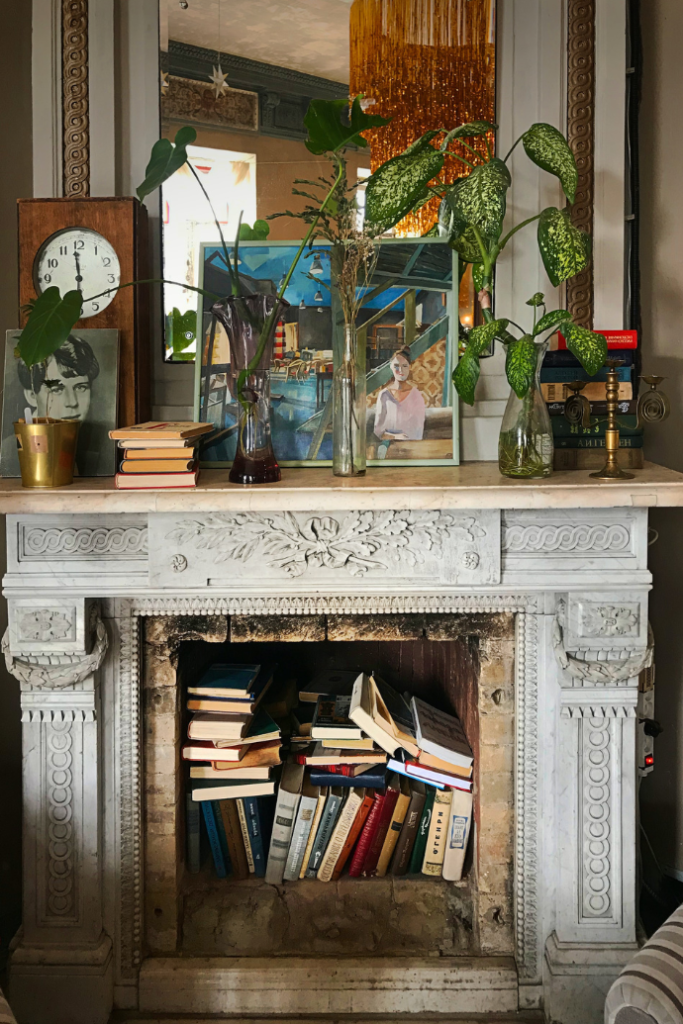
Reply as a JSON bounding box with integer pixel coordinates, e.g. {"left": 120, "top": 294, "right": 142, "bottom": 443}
{"left": 409, "top": 787, "right": 435, "bottom": 874}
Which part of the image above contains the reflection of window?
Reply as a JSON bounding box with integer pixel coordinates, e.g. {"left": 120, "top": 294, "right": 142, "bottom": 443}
{"left": 162, "top": 145, "right": 257, "bottom": 362}
{"left": 356, "top": 167, "right": 371, "bottom": 230}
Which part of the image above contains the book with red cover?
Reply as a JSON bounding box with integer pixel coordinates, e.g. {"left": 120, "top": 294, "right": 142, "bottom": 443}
{"left": 557, "top": 328, "right": 638, "bottom": 350}
{"left": 331, "top": 791, "right": 374, "bottom": 880}
{"left": 348, "top": 790, "right": 385, "bottom": 877}
{"left": 360, "top": 774, "right": 400, "bottom": 877}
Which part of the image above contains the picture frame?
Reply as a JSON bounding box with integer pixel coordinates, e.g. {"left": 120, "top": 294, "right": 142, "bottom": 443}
{"left": 0, "top": 328, "right": 120, "bottom": 478}
{"left": 194, "top": 238, "right": 460, "bottom": 468}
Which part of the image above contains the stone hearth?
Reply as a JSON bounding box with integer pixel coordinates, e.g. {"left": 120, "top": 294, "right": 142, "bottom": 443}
{"left": 0, "top": 493, "right": 659, "bottom": 1024}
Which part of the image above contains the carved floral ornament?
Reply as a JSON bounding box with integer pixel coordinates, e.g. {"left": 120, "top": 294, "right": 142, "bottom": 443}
{"left": 2, "top": 609, "right": 109, "bottom": 690}
{"left": 552, "top": 602, "right": 652, "bottom": 686}
{"left": 167, "top": 510, "right": 486, "bottom": 579}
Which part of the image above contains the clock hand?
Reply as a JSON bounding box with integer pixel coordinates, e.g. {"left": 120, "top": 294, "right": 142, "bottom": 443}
{"left": 74, "top": 251, "right": 83, "bottom": 290}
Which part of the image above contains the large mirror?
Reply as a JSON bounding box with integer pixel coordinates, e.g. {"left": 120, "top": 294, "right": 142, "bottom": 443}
{"left": 158, "top": 0, "right": 496, "bottom": 363}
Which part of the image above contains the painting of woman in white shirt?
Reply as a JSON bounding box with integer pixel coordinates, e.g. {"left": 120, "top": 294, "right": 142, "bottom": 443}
{"left": 373, "top": 347, "right": 426, "bottom": 442}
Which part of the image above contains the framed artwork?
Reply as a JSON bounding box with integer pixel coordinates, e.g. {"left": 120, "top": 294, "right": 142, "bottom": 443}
{"left": 194, "top": 238, "right": 459, "bottom": 467}
{"left": 0, "top": 329, "right": 120, "bottom": 477}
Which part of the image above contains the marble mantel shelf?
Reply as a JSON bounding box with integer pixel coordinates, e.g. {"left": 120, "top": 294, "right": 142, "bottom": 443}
{"left": 1, "top": 461, "right": 683, "bottom": 513}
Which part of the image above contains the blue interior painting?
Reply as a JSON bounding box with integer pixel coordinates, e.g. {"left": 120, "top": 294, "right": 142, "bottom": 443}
{"left": 196, "top": 239, "right": 456, "bottom": 466}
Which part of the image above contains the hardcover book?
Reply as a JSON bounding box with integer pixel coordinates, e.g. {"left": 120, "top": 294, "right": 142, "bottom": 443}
{"left": 283, "top": 775, "right": 321, "bottom": 882}
{"left": 376, "top": 777, "right": 411, "bottom": 877}
{"left": 330, "top": 792, "right": 374, "bottom": 881}
{"left": 264, "top": 762, "right": 305, "bottom": 885}
{"left": 186, "top": 792, "right": 206, "bottom": 874}
{"left": 311, "top": 695, "right": 364, "bottom": 741}
{"left": 218, "top": 799, "right": 249, "bottom": 880}
{"left": 201, "top": 800, "right": 227, "bottom": 877}
{"left": 393, "top": 758, "right": 472, "bottom": 793}
{"left": 212, "top": 742, "right": 282, "bottom": 772}
{"left": 349, "top": 673, "right": 419, "bottom": 758}
{"left": 110, "top": 420, "right": 213, "bottom": 439}
{"left": 392, "top": 781, "right": 427, "bottom": 876}
{"left": 540, "top": 365, "right": 631, "bottom": 384}
{"left": 191, "top": 778, "right": 275, "bottom": 802}
{"left": 304, "top": 787, "right": 344, "bottom": 878}
{"left": 120, "top": 458, "right": 196, "bottom": 473}
{"left": 360, "top": 773, "right": 400, "bottom": 877}
{"left": 442, "top": 788, "right": 474, "bottom": 882}
{"left": 547, "top": 400, "right": 636, "bottom": 418}
{"left": 188, "top": 713, "right": 253, "bottom": 742}
{"left": 309, "top": 764, "right": 388, "bottom": 789}
{"left": 422, "top": 788, "right": 452, "bottom": 875}
{"left": 243, "top": 795, "right": 274, "bottom": 878}
{"left": 409, "top": 788, "right": 435, "bottom": 874}
{"left": 541, "top": 381, "right": 633, "bottom": 403}
{"left": 295, "top": 742, "right": 385, "bottom": 766}
{"left": 557, "top": 328, "right": 638, "bottom": 350}
{"left": 317, "top": 788, "right": 368, "bottom": 883}
{"left": 543, "top": 347, "right": 635, "bottom": 368}
{"left": 189, "top": 663, "right": 261, "bottom": 697}
{"left": 115, "top": 470, "right": 199, "bottom": 489}
{"left": 214, "top": 710, "right": 280, "bottom": 750}
{"left": 299, "top": 788, "right": 328, "bottom": 880}
{"left": 348, "top": 790, "right": 386, "bottom": 877}
{"left": 236, "top": 799, "right": 255, "bottom": 873}
{"left": 190, "top": 764, "right": 273, "bottom": 781}
{"left": 411, "top": 697, "right": 473, "bottom": 770}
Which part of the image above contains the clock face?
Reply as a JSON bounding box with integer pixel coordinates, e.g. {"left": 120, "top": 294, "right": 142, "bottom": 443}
{"left": 34, "top": 227, "right": 121, "bottom": 319}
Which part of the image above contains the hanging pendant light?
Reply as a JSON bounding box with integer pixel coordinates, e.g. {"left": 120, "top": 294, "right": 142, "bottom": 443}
{"left": 209, "top": 0, "right": 229, "bottom": 97}
{"left": 310, "top": 253, "right": 324, "bottom": 276}
{"left": 314, "top": 290, "right": 324, "bottom": 303}
{"left": 350, "top": 0, "right": 496, "bottom": 235}
{"left": 299, "top": 299, "right": 306, "bottom": 310}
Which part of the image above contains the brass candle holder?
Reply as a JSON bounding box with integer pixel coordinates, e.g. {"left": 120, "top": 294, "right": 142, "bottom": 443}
{"left": 590, "top": 359, "right": 634, "bottom": 481}
{"left": 637, "top": 375, "right": 671, "bottom": 427}
{"left": 563, "top": 380, "right": 593, "bottom": 429}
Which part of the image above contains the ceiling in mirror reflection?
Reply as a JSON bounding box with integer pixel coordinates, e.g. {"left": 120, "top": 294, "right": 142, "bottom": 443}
{"left": 162, "top": 0, "right": 352, "bottom": 83}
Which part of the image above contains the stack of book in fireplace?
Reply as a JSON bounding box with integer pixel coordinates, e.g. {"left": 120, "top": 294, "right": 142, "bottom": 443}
{"left": 182, "top": 666, "right": 474, "bottom": 884}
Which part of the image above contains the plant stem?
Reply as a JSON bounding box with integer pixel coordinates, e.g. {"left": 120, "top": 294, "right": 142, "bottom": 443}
{"left": 504, "top": 135, "right": 524, "bottom": 164}
{"left": 497, "top": 212, "right": 542, "bottom": 252}
{"left": 188, "top": 163, "right": 237, "bottom": 294}
{"left": 83, "top": 278, "right": 222, "bottom": 305}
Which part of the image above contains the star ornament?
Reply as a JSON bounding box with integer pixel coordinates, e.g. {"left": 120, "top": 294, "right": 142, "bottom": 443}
{"left": 209, "top": 64, "right": 229, "bottom": 98}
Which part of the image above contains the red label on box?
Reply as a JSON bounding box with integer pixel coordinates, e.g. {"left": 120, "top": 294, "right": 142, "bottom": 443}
{"left": 558, "top": 329, "right": 638, "bottom": 350}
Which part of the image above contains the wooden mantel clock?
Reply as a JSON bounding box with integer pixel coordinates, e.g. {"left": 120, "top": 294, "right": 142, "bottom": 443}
{"left": 18, "top": 197, "right": 151, "bottom": 426}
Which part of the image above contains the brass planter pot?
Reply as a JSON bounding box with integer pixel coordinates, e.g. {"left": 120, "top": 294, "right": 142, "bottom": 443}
{"left": 14, "top": 418, "right": 80, "bottom": 488}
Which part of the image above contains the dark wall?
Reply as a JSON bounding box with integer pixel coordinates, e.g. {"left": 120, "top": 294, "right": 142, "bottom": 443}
{"left": 0, "top": 0, "right": 32, "bottom": 969}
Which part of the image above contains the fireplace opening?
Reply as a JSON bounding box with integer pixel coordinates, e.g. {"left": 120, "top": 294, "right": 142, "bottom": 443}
{"left": 143, "top": 613, "right": 516, "bottom": 960}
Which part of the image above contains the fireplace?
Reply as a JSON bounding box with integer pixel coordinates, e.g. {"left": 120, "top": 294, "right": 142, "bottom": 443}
{"left": 142, "top": 612, "right": 515, "bottom": 961}
{"left": 1, "top": 499, "right": 656, "bottom": 1024}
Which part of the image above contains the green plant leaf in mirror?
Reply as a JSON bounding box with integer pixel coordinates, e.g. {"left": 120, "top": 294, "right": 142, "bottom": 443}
{"left": 304, "top": 96, "right": 390, "bottom": 156}
{"left": 136, "top": 126, "right": 197, "bottom": 202}
{"left": 364, "top": 132, "right": 445, "bottom": 234}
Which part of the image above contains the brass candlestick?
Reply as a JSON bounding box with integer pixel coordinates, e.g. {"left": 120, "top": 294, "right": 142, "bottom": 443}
{"left": 590, "top": 360, "right": 634, "bottom": 481}
{"left": 637, "top": 375, "right": 670, "bottom": 427}
{"left": 564, "top": 380, "right": 593, "bottom": 429}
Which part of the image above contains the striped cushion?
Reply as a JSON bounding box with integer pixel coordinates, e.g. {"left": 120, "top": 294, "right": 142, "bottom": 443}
{"left": 0, "top": 988, "right": 17, "bottom": 1024}
{"left": 605, "top": 904, "right": 683, "bottom": 1024}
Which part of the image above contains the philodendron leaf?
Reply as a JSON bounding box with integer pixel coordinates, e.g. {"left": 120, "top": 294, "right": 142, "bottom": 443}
{"left": 136, "top": 126, "right": 197, "bottom": 201}
{"left": 452, "top": 347, "right": 481, "bottom": 406}
{"left": 453, "top": 319, "right": 509, "bottom": 405}
{"left": 533, "top": 308, "right": 573, "bottom": 336}
{"left": 526, "top": 292, "right": 545, "bottom": 307}
{"left": 448, "top": 120, "right": 498, "bottom": 140}
{"left": 538, "top": 207, "right": 592, "bottom": 287}
{"left": 562, "top": 323, "right": 608, "bottom": 377}
{"left": 304, "top": 96, "right": 390, "bottom": 156}
{"left": 523, "top": 123, "right": 578, "bottom": 203}
{"left": 506, "top": 335, "right": 538, "bottom": 398}
{"left": 16, "top": 287, "right": 83, "bottom": 368}
{"left": 365, "top": 132, "right": 445, "bottom": 234}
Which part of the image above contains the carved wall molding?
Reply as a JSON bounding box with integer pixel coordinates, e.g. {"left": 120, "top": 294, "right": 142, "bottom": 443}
{"left": 566, "top": 0, "right": 596, "bottom": 327}
{"left": 165, "top": 510, "right": 487, "bottom": 580}
{"left": 503, "top": 523, "right": 630, "bottom": 555}
{"left": 515, "top": 612, "right": 540, "bottom": 981}
{"left": 62, "top": 0, "right": 90, "bottom": 197}
{"left": 46, "top": 718, "right": 76, "bottom": 918}
{"left": 561, "top": 704, "right": 636, "bottom": 720}
{"left": 580, "top": 717, "right": 612, "bottom": 919}
{"left": 3, "top": 611, "right": 108, "bottom": 690}
{"left": 20, "top": 525, "right": 149, "bottom": 560}
{"left": 162, "top": 75, "right": 258, "bottom": 132}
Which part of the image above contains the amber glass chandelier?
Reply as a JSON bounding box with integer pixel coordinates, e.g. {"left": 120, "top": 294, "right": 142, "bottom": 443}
{"left": 350, "top": 0, "right": 496, "bottom": 235}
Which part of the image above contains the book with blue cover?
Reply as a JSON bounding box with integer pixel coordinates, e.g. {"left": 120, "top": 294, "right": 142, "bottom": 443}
{"left": 540, "top": 365, "right": 632, "bottom": 384}
{"left": 309, "top": 765, "right": 389, "bottom": 789}
{"left": 188, "top": 663, "right": 272, "bottom": 699}
{"left": 543, "top": 348, "right": 635, "bottom": 369}
{"left": 243, "top": 795, "right": 275, "bottom": 878}
{"left": 201, "top": 800, "right": 229, "bottom": 878}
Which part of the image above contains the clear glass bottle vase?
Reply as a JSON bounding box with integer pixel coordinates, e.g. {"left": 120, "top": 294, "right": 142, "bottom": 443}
{"left": 498, "top": 340, "right": 554, "bottom": 478}
{"left": 333, "top": 324, "right": 366, "bottom": 476}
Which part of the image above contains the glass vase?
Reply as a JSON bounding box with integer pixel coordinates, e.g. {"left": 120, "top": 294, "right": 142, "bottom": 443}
{"left": 211, "top": 295, "right": 287, "bottom": 485}
{"left": 498, "top": 340, "right": 554, "bottom": 478}
{"left": 333, "top": 324, "right": 367, "bottom": 476}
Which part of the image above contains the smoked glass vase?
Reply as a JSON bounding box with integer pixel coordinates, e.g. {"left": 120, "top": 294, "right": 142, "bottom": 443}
{"left": 498, "top": 340, "right": 554, "bottom": 478}
{"left": 211, "top": 295, "right": 287, "bottom": 485}
{"left": 333, "top": 324, "right": 367, "bottom": 476}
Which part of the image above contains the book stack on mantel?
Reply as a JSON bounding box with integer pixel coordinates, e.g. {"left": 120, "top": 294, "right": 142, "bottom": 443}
{"left": 184, "top": 667, "right": 474, "bottom": 884}
{"left": 109, "top": 421, "right": 213, "bottom": 489}
{"left": 544, "top": 330, "right": 643, "bottom": 470}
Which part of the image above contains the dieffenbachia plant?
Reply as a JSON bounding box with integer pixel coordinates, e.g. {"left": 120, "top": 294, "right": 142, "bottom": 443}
{"left": 362, "top": 120, "right": 607, "bottom": 403}
{"left": 16, "top": 100, "right": 388, "bottom": 409}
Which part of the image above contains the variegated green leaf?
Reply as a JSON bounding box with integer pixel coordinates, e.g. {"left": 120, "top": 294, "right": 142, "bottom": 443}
{"left": 506, "top": 335, "right": 538, "bottom": 398}
{"left": 562, "top": 324, "right": 608, "bottom": 377}
{"left": 447, "top": 157, "right": 511, "bottom": 240}
{"left": 533, "top": 308, "right": 573, "bottom": 336}
{"left": 449, "top": 121, "right": 498, "bottom": 139}
{"left": 538, "top": 207, "right": 592, "bottom": 287}
{"left": 452, "top": 346, "right": 481, "bottom": 406}
{"left": 469, "top": 318, "right": 509, "bottom": 355}
{"left": 438, "top": 194, "right": 468, "bottom": 242}
{"left": 450, "top": 224, "right": 492, "bottom": 263}
{"left": 472, "top": 263, "right": 486, "bottom": 293}
{"left": 526, "top": 292, "right": 545, "bottom": 307}
{"left": 523, "top": 123, "right": 578, "bottom": 203}
{"left": 365, "top": 132, "right": 445, "bottom": 233}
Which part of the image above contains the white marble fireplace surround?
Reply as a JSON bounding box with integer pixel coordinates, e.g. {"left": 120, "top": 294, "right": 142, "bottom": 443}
{"left": 4, "top": 464, "right": 683, "bottom": 1024}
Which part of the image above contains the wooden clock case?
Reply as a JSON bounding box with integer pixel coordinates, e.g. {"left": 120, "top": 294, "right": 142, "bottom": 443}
{"left": 18, "top": 197, "right": 151, "bottom": 427}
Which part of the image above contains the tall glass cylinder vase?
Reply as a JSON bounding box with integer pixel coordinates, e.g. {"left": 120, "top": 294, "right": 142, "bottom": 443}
{"left": 498, "top": 340, "right": 554, "bottom": 478}
{"left": 333, "top": 324, "right": 367, "bottom": 476}
{"left": 211, "top": 294, "right": 288, "bottom": 485}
